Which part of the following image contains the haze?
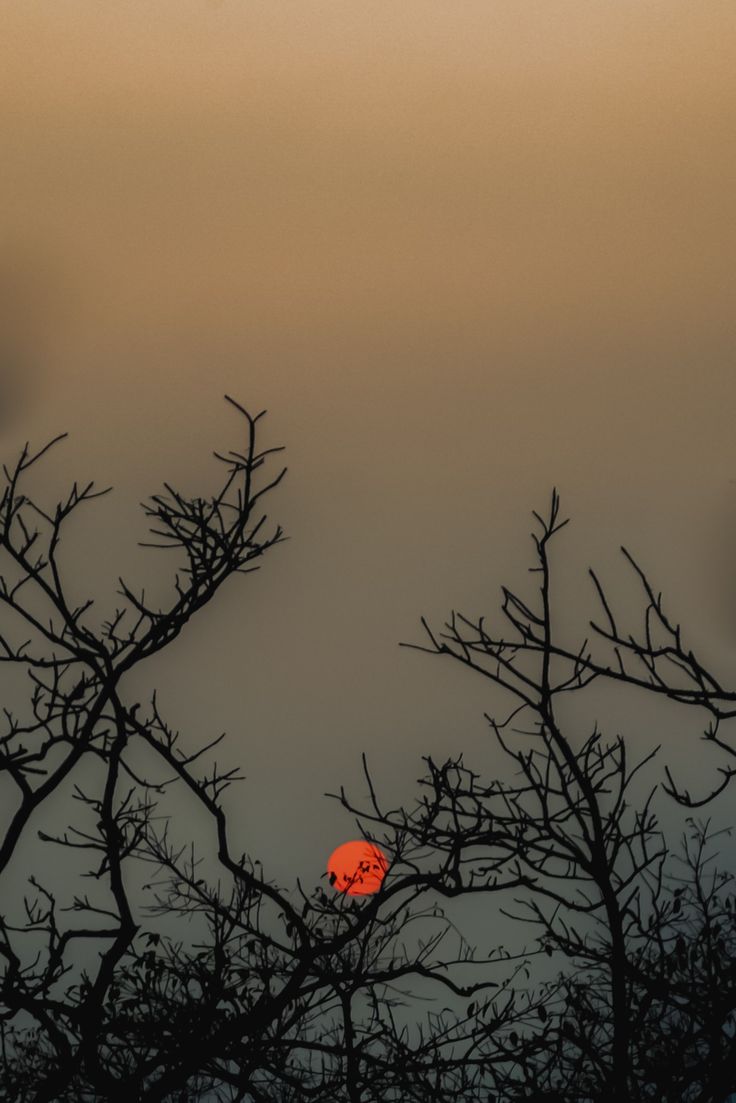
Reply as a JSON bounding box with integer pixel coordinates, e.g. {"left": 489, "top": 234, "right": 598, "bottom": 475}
{"left": 1, "top": 1, "right": 735, "bottom": 891}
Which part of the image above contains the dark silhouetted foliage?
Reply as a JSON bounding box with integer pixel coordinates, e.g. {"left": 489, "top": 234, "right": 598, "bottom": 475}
{"left": 1, "top": 405, "right": 734, "bottom": 1101}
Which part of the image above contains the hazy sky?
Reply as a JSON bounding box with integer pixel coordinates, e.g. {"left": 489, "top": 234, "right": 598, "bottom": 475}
{"left": 1, "top": 1, "right": 735, "bottom": 893}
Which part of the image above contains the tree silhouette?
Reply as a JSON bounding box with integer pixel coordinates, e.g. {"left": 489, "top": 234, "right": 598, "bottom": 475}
{"left": 337, "top": 490, "right": 736, "bottom": 1101}
{"left": 0, "top": 399, "right": 520, "bottom": 1102}
{"left": 0, "top": 406, "right": 734, "bottom": 1101}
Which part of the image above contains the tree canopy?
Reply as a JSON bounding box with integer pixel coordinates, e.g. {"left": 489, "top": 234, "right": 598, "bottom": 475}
{"left": 1, "top": 399, "right": 734, "bottom": 1102}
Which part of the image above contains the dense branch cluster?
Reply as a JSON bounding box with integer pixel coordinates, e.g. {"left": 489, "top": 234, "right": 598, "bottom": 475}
{"left": 0, "top": 404, "right": 734, "bottom": 1101}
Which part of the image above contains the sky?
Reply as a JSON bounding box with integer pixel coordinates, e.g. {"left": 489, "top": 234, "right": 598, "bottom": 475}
{"left": 1, "top": 0, "right": 735, "bottom": 909}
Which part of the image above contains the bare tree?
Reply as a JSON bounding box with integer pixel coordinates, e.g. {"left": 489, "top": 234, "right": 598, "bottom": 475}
{"left": 0, "top": 398, "right": 522, "bottom": 1103}
{"left": 2, "top": 403, "right": 735, "bottom": 1101}
{"left": 336, "top": 490, "right": 736, "bottom": 1102}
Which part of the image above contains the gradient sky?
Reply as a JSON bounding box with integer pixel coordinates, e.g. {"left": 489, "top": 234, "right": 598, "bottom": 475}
{"left": 1, "top": 1, "right": 735, "bottom": 901}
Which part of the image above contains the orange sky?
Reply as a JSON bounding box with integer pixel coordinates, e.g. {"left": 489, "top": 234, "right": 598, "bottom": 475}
{"left": 1, "top": 1, "right": 735, "bottom": 886}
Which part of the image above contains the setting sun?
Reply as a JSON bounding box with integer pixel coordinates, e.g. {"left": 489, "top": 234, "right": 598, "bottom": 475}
{"left": 326, "top": 840, "right": 388, "bottom": 896}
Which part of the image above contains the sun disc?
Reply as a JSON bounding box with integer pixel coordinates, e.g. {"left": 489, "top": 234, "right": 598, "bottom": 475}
{"left": 327, "top": 840, "right": 388, "bottom": 896}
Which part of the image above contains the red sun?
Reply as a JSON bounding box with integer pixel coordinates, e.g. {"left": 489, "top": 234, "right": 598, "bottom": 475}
{"left": 327, "top": 840, "right": 389, "bottom": 896}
